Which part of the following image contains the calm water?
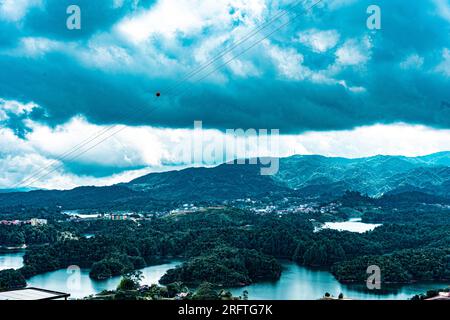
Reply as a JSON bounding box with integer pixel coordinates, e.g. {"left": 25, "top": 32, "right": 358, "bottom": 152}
{"left": 318, "top": 218, "right": 381, "bottom": 233}
{"left": 229, "top": 261, "right": 449, "bottom": 300}
{"left": 0, "top": 251, "right": 24, "bottom": 271}
{"left": 0, "top": 253, "right": 447, "bottom": 300}
{"left": 26, "top": 261, "right": 181, "bottom": 299}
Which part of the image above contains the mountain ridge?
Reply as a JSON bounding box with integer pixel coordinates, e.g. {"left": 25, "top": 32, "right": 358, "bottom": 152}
{"left": 2, "top": 152, "right": 450, "bottom": 210}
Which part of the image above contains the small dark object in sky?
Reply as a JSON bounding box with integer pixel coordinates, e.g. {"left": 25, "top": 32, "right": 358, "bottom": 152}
{"left": 156, "top": 92, "right": 161, "bottom": 97}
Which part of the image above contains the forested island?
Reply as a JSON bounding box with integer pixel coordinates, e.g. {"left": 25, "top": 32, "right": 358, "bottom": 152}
{"left": 160, "top": 246, "right": 282, "bottom": 286}
{"left": 1, "top": 192, "right": 449, "bottom": 296}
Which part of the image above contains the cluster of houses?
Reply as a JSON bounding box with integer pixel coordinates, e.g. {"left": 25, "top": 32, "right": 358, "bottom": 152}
{"left": 65, "top": 211, "right": 143, "bottom": 222}
{"left": 0, "top": 218, "right": 48, "bottom": 226}
{"left": 109, "top": 213, "right": 130, "bottom": 221}
{"left": 229, "top": 197, "right": 344, "bottom": 216}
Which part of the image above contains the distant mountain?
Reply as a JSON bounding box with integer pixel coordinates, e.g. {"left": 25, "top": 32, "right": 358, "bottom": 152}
{"left": 0, "top": 186, "right": 140, "bottom": 209}
{"left": 377, "top": 191, "right": 450, "bottom": 206}
{"left": 415, "top": 151, "right": 450, "bottom": 166}
{"left": 0, "top": 187, "right": 36, "bottom": 193}
{"left": 274, "top": 153, "right": 450, "bottom": 197}
{"left": 126, "top": 163, "right": 289, "bottom": 200}
{"left": 2, "top": 152, "right": 450, "bottom": 210}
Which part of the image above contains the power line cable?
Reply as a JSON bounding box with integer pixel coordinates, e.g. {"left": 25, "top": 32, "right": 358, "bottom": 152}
{"left": 12, "top": 0, "right": 308, "bottom": 189}
{"left": 15, "top": 0, "right": 325, "bottom": 189}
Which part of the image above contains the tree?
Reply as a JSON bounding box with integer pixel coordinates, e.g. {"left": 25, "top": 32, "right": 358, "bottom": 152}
{"left": 303, "top": 243, "right": 327, "bottom": 266}
{"left": 117, "top": 271, "right": 143, "bottom": 291}
{"left": 90, "top": 261, "right": 112, "bottom": 280}
{"left": 193, "top": 282, "right": 219, "bottom": 300}
{"left": 166, "top": 282, "right": 186, "bottom": 298}
{"left": 0, "top": 269, "right": 26, "bottom": 290}
{"left": 292, "top": 241, "right": 308, "bottom": 263}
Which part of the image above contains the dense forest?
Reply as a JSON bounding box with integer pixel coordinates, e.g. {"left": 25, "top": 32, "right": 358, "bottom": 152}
{"left": 0, "top": 203, "right": 449, "bottom": 292}
{"left": 0, "top": 224, "right": 59, "bottom": 247}
{"left": 332, "top": 248, "right": 450, "bottom": 283}
{"left": 85, "top": 273, "right": 244, "bottom": 301}
{"left": 0, "top": 269, "right": 26, "bottom": 291}
{"left": 160, "top": 246, "right": 282, "bottom": 286}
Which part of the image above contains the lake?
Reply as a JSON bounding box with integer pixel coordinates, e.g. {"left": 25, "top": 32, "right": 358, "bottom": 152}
{"left": 0, "top": 253, "right": 447, "bottom": 300}
{"left": 26, "top": 261, "right": 181, "bottom": 299}
{"left": 229, "top": 261, "right": 448, "bottom": 300}
{"left": 0, "top": 251, "right": 24, "bottom": 271}
{"left": 317, "top": 218, "right": 381, "bottom": 233}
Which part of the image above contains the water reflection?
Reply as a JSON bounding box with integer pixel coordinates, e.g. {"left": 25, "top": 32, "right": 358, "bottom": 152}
{"left": 229, "top": 262, "right": 448, "bottom": 300}
{"left": 0, "top": 251, "right": 24, "bottom": 271}
{"left": 0, "top": 251, "right": 447, "bottom": 300}
{"left": 26, "top": 261, "right": 181, "bottom": 299}
{"left": 317, "top": 218, "right": 381, "bottom": 233}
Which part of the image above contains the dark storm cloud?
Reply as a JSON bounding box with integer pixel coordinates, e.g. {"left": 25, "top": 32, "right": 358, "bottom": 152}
{"left": 0, "top": 52, "right": 156, "bottom": 127}
{"left": 1, "top": 113, "right": 32, "bottom": 139}
{"left": 0, "top": 0, "right": 449, "bottom": 134}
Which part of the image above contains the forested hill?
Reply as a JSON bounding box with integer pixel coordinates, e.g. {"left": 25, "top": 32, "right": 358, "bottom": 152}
{"left": 2, "top": 152, "right": 450, "bottom": 210}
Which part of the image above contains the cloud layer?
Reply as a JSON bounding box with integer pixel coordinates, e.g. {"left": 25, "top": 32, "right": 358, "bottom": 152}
{"left": 1, "top": 0, "right": 450, "bottom": 188}
{"left": 0, "top": 0, "right": 449, "bottom": 131}
{"left": 3, "top": 99, "right": 450, "bottom": 189}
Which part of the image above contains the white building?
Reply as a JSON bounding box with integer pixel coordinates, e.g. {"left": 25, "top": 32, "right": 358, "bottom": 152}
{"left": 30, "top": 218, "right": 48, "bottom": 226}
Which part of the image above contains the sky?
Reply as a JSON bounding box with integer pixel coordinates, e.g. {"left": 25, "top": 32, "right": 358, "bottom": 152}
{"left": 0, "top": 0, "right": 450, "bottom": 189}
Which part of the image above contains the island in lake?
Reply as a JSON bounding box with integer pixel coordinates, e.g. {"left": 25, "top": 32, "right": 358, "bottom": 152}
{"left": 1, "top": 154, "right": 450, "bottom": 300}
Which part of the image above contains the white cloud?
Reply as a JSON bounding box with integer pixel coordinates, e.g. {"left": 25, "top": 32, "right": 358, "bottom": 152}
{"left": 287, "top": 123, "right": 450, "bottom": 158}
{"left": 19, "top": 37, "right": 62, "bottom": 57}
{"left": 193, "top": 33, "right": 230, "bottom": 65}
{"left": 0, "top": 98, "right": 38, "bottom": 117}
{"left": 263, "top": 41, "right": 366, "bottom": 93}
{"left": 27, "top": 117, "right": 167, "bottom": 168}
{"left": 0, "top": 0, "right": 42, "bottom": 22}
{"left": 78, "top": 42, "right": 133, "bottom": 69}
{"left": 335, "top": 36, "right": 372, "bottom": 66}
{"left": 400, "top": 53, "right": 424, "bottom": 70}
{"left": 262, "top": 41, "right": 367, "bottom": 94}
{"left": 113, "top": 0, "right": 126, "bottom": 9}
{"left": 433, "top": 0, "right": 450, "bottom": 22}
{"left": 348, "top": 86, "right": 366, "bottom": 93}
{"left": 116, "top": 0, "right": 266, "bottom": 43}
{"left": 297, "top": 29, "right": 340, "bottom": 53}
{"left": 435, "top": 48, "right": 450, "bottom": 77}
{"left": 227, "top": 57, "right": 260, "bottom": 77}
{"left": 331, "top": 80, "right": 365, "bottom": 93}
{"left": 266, "top": 43, "right": 307, "bottom": 80}
{"left": 3, "top": 104, "right": 450, "bottom": 190}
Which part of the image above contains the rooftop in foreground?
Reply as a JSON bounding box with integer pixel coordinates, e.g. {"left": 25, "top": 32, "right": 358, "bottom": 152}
{"left": 0, "top": 287, "right": 70, "bottom": 300}
{"left": 425, "top": 292, "right": 450, "bottom": 301}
